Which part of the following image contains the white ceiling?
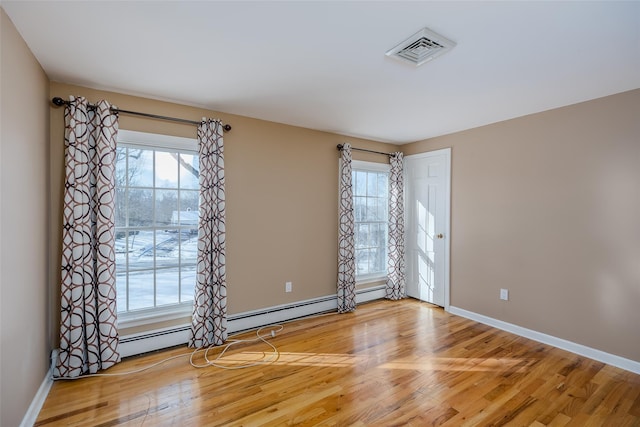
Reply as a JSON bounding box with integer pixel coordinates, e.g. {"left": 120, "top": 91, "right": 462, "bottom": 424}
{"left": 3, "top": 1, "right": 639, "bottom": 144}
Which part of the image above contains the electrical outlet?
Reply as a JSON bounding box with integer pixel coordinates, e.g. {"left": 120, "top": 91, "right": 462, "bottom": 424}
{"left": 285, "top": 281, "right": 292, "bottom": 293}
{"left": 500, "top": 288, "right": 509, "bottom": 301}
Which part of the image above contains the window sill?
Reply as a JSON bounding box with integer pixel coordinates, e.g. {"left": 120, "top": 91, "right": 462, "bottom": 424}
{"left": 356, "top": 275, "right": 387, "bottom": 287}
{"left": 117, "top": 303, "right": 193, "bottom": 329}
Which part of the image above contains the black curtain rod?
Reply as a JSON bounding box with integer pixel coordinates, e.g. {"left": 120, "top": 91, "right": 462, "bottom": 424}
{"left": 51, "top": 97, "right": 231, "bottom": 132}
{"left": 336, "top": 144, "right": 396, "bottom": 157}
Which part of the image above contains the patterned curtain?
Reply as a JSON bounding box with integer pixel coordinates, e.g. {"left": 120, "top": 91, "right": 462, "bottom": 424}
{"left": 55, "top": 96, "right": 120, "bottom": 378}
{"left": 386, "top": 152, "right": 406, "bottom": 300}
{"left": 189, "top": 120, "right": 228, "bottom": 348}
{"left": 337, "top": 143, "right": 356, "bottom": 313}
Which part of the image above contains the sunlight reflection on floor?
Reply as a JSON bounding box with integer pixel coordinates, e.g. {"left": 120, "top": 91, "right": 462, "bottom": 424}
{"left": 207, "top": 351, "right": 534, "bottom": 373}
{"left": 379, "top": 357, "right": 535, "bottom": 373}
{"left": 206, "top": 351, "right": 368, "bottom": 367}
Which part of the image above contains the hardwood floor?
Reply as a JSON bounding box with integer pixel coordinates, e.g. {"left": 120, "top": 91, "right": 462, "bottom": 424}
{"left": 36, "top": 300, "right": 640, "bottom": 426}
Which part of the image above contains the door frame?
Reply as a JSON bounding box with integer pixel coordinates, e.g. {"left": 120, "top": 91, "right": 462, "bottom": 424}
{"left": 404, "top": 148, "right": 452, "bottom": 311}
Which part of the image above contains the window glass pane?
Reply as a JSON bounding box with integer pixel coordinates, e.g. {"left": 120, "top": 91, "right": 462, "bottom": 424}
{"left": 377, "top": 174, "right": 387, "bottom": 197}
{"left": 355, "top": 248, "right": 368, "bottom": 275}
{"left": 356, "top": 223, "right": 369, "bottom": 248}
{"left": 115, "top": 138, "right": 198, "bottom": 315}
{"left": 155, "top": 151, "right": 179, "bottom": 188}
{"left": 375, "top": 223, "right": 386, "bottom": 247}
{"left": 128, "top": 148, "right": 153, "bottom": 187}
{"left": 115, "top": 231, "right": 129, "bottom": 269}
{"left": 156, "top": 268, "right": 180, "bottom": 306}
{"left": 354, "top": 171, "right": 366, "bottom": 196}
{"left": 367, "top": 172, "right": 377, "bottom": 196}
{"left": 155, "top": 190, "right": 178, "bottom": 227}
{"left": 132, "top": 230, "right": 155, "bottom": 270}
{"left": 115, "top": 147, "right": 127, "bottom": 183}
{"left": 366, "top": 197, "right": 377, "bottom": 221}
{"left": 115, "top": 187, "right": 126, "bottom": 227}
{"left": 352, "top": 166, "right": 389, "bottom": 278}
{"left": 127, "top": 270, "right": 155, "bottom": 311}
{"left": 115, "top": 148, "right": 128, "bottom": 227}
{"left": 181, "top": 269, "right": 196, "bottom": 302}
{"left": 180, "top": 230, "right": 198, "bottom": 264}
{"left": 180, "top": 191, "right": 199, "bottom": 227}
{"left": 128, "top": 189, "right": 153, "bottom": 226}
{"left": 376, "top": 198, "right": 387, "bottom": 221}
{"left": 354, "top": 196, "right": 366, "bottom": 222}
{"left": 155, "top": 230, "right": 180, "bottom": 268}
{"left": 373, "top": 247, "right": 386, "bottom": 273}
{"left": 180, "top": 153, "right": 199, "bottom": 190}
{"left": 127, "top": 230, "right": 152, "bottom": 262}
{"left": 116, "top": 271, "right": 127, "bottom": 312}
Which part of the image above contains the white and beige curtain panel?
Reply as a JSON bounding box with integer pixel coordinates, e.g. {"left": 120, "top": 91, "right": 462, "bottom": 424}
{"left": 337, "top": 143, "right": 357, "bottom": 313}
{"left": 55, "top": 96, "right": 121, "bottom": 378}
{"left": 189, "top": 120, "right": 228, "bottom": 348}
{"left": 386, "top": 152, "right": 406, "bottom": 300}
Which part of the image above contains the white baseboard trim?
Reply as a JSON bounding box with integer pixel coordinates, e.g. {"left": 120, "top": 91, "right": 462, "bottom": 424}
{"left": 119, "top": 285, "right": 386, "bottom": 358}
{"left": 448, "top": 305, "right": 640, "bottom": 375}
{"left": 20, "top": 363, "right": 54, "bottom": 427}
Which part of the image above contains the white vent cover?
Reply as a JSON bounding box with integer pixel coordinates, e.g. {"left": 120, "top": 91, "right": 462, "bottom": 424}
{"left": 386, "top": 27, "right": 456, "bottom": 66}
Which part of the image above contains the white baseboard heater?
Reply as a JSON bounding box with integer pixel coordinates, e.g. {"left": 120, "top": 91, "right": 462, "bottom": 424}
{"left": 119, "top": 285, "right": 386, "bottom": 358}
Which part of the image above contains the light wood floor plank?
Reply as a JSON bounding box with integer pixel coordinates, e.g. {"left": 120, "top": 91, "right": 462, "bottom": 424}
{"left": 36, "top": 299, "right": 640, "bottom": 426}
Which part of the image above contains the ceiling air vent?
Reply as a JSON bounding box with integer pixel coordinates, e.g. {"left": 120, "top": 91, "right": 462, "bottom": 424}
{"left": 386, "top": 27, "right": 456, "bottom": 67}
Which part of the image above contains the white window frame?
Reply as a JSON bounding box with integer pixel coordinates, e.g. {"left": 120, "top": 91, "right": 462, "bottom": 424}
{"left": 352, "top": 160, "right": 390, "bottom": 285}
{"left": 115, "top": 129, "right": 199, "bottom": 328}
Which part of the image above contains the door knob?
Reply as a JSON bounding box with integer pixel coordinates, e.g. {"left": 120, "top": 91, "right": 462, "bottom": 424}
{"left": 436, "top": 233, "right": 444, "bottom": 239}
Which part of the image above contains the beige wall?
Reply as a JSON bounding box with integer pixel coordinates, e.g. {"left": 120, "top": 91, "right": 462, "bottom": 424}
{"left": 402, "top": 89, "right": 640, "bottom": 363}
{"left": 49, "top": 82, "right": 395, "bottom": 337}
{"left": 1, "top": 8, "right": 51, "bottom": 426}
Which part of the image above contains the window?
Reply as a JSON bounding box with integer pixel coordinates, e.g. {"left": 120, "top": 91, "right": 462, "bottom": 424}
{"left": 115, "top": 130, "right": 199, "bottom": 323}
{"left": 352, "top": 160, "right": 390, "bottom": 281}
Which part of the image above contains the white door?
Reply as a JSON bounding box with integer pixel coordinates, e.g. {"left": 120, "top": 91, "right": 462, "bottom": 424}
{"left": 404, "top": 149, "right": 450, "bottom": 308}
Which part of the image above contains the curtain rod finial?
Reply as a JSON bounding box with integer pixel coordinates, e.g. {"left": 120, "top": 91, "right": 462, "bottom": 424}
{"left": 337, "top": 144, "right": 344, "bottom": 151}
{"left": 52, "top": 97, "right": 66, "bottom": 107}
